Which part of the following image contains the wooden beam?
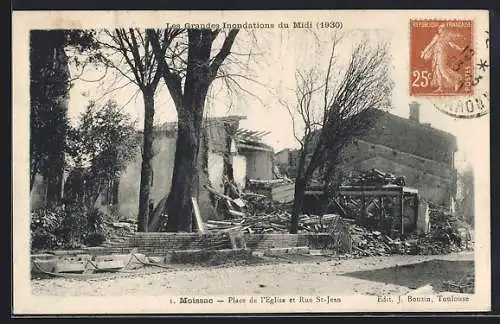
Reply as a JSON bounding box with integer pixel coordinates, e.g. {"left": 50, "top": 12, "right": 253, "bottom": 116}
{"left": 260, "top": 131, "right": 271, "bottom": 137}
{"left": 339, "top": 190, "right": 402, "bottom": 197}
{"left": 253, "top": 131, "right": 267, "bottom": 138}
{"left": 400, "top": 192, "right": 404, "bottom": 235}
{"left": 236, "top": 129, "right": 251, "bottom": 136}
{"left": 191, "top": 197, "right": 205, "bottom": 233}
{"left": 245, "top": 130, "right": 260, "bottom": 137}
{"left": 237, "top": 143, "right": 273, "bottom": 152}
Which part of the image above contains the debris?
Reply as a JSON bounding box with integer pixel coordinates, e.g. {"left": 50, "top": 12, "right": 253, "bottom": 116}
{"left": 147, "top": 256, "right": 163, "bottom": 264}
{"left": 111, "top": 222, "right": 134, "bottom": 229}
{"left": 232, "top": 198, "right": 246, "bottom": 208}
{"left": 349, "top": 224, "right": 398, "bottom": 257}
{"left": 205, "top": 185, "right": 241, "bottom": 206}
{"left": 345, "top": 168, "right": 406, "bottom": 187}
{"left": 229, "top": 231, "right": 247, "bottom": 249}
{"left": 93, "top": 260, "right": 125, "bottom": 272}
{"left": 407, "top": 284, "right": 435, "bottom": 295}
{"left": 204, "top": 170, "right": 470, "bottom": 259}
{"left": 148, "top": 196, "right": 168, "bottom": 232}
{"left": 54, "top": 261, "right": 87, "bottom": 274}
{"left": 348, "top": 207, "right": 472, "bottom": 257}
{"left": 228, "top": 210, "right": 245, "bottom": 218}
{"left": 191, "top": 197, "right": 205, "bottom": 233}
{"left": 442, "top": 274, "right": 475, "bottom": 293}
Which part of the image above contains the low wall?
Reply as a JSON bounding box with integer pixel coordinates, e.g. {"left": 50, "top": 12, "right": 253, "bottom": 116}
{"left": 130, "top": 232, "right": 233, "bottom": 256}
{"left": 243, "top": 233, "right": 329, "bottom": 249}
{"left": 129, "top": 232, "right": 351, "bottom": 256}
{"left": 32, "top": 247, "right": 136, "bottom": 257}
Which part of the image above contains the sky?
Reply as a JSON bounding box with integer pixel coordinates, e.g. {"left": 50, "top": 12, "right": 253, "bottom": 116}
{"left": 67, "top": 26, "right": 489, "bottom": 175}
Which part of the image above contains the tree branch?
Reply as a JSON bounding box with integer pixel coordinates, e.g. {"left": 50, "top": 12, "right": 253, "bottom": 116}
{"left": 147, "top": 29, "right": 184, "bottom": 110}
{"left": 209, "top": 29, "right": 239, "bottom": 80}
{"left": 114, "top": 29, "right": 145, "bottom": 89}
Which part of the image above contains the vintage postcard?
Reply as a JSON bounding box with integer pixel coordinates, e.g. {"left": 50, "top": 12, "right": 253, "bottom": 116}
{"left": 12, "top": 10, "right": 490, "bottom": 314}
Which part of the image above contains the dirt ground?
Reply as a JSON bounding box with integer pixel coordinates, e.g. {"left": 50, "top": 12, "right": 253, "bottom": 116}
{"left": 31, "top": 251, "right": 474, "bottom": 296}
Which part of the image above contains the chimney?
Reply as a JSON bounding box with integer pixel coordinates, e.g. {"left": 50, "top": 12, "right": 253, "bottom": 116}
{"left": 409, "top": 101, "right": 420, "bottom": 123}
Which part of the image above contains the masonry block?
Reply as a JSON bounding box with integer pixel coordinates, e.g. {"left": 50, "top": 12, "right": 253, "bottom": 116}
{"left": 168, "top": 248, "right": 252, "bottom": 265}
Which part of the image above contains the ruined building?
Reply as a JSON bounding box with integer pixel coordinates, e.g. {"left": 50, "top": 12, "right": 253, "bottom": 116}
{"left": 276, "top": 103, "right": 458, "bottom": 209}
{"left": 92, "top": 116, "right": 273, "bottom": 223}
{"left": 30, "top": 116, "right": 275, "bottom": 225}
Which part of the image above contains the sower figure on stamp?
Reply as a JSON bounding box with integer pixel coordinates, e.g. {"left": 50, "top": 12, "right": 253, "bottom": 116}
{"left": 420, "top": 24, "right": 464, "bottom": 93}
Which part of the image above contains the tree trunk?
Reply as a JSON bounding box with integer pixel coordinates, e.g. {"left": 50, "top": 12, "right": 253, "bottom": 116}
{"left": 165, "top": 79, "right": 208, "bottom": 232}
{"left": 165, "top": 30, "right": 212, "bottom": 233}
{"left": 30, "top": 160, "right": 38, "bottom": 192}
{"left": 165, "top": 108, "right": 204, "bottom": 232}
{"left": 34, "top": 42, "right": 69, "bottom": 207}
{"left": 290, "top": 177, "right": 307, "bottom": 234}
{"left": 46, "top": 172, "right": 63, "bottom": 207}
{"left": 320, "top": 161, "right": 338, "bottom": 215}
{"left": 137, "top": 89, "right": 155, "bottom": 232}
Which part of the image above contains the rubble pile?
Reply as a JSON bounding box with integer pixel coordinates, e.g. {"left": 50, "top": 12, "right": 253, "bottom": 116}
{"left": 346, "top": 168, "right": 406, "bottom": 186}
{"left": 206, "top": 174, "right": 471, "bottom": 257}
{"left": 349, "top": 224, "right": 417, "bottom": 257}
{"left": 205, "top": 213, "right": 342, "bottom": 234}
{"left": 442, "top": 274, "right": 475, "bottom": 294}
{"left": 103, "top": 221, "right": 137, "bottom": 236}
{"left": 348, "top": 208, "right": 472, "bottom": 257}
{"left": 412, "top": 208, "right": 471, "bottom": 255}
{"left": 102, "top": 221, "right": 137, "bottom": 246}
{"left": 242, "top": 193, "right": 290, "bottom": 216}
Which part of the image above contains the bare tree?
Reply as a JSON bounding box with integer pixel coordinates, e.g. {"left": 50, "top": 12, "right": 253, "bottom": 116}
{"left": 98, "top": 29, "right": 171, "bottom": 232}
{"left": 285, "top": 34, "right": 393, "bottom": 233}
{"left": 148, "top": 28, "right": 240, "bottom": 232}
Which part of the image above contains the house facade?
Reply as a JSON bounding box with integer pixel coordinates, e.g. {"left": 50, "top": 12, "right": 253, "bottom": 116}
{"left": 338, "top": 103, "right": 457, "bottom": 208}
{"left": 98, "top": 116, "right": 275, "bottom": 222}
{"left": 274, "top": 148, "right": 300, "bottom": 178}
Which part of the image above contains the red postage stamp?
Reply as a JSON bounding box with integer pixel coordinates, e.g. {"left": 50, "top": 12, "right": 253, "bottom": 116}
{"left": 410, "top": 20, "right": 474, "bottom": 96}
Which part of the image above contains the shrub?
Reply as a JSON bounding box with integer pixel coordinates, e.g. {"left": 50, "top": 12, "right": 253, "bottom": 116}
{"left": 30, "top": 207, "right": 66, "bottom": 250}
{"left": 31, "top": 204, "right": 108, "bottom": 250}
{"left": 84, "top": 232, "right": 106, "bottom": 247}
{"left": 31, "top": 228, "right": 58, "bottom": 250}
{"left": 83, "top": 208, "right": 106, "bottom": 247}
{"left": 87, "top": 208, "right": 105, "bottom": 233}
{"left": 58, "top": 203, "right": 88, "bottom": 247}
{"left": 31, "top": 206, "right": 65, "bottom": 233}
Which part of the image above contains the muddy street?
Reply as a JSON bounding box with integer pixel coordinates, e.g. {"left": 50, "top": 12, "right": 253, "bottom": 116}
{"left": 31, "top": 252, "right": 474, "bottom": 297}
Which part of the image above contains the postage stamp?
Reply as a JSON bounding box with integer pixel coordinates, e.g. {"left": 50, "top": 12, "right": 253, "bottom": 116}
{"left": 11, "top": 10, "right": 490, "bottom": 315}
{"left": 410, "top": 20, "right": 474, "bottom": 97}
{"left": 409, "top": 19, "right": 490, "bottom": 119}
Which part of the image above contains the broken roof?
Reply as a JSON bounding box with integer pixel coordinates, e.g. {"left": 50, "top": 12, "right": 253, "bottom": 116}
{"left": 235, "top": 128, "right": 273, "bottom": 153}
{"left": 235, "top": 128, "right": 271, "bottom": 142}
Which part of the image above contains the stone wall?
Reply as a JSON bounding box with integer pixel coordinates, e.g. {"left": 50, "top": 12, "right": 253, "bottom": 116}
{"left": 110, "top": 135, "right": 176, "bottom": 221}
{"left": 243, "top": 233, "right": 335, "bottom": 250}
{"left": 360, "top": 108, "right": 457, "bottom": 165}
{"left": 128, "top": 232, "right": 348, "bottom": 256}
{"left": 342, "top": 139, "right": 456, "bottom": 179}
{"left": 241, "top": 149, "right": 274, "bottom": 180}
{"left": 129, "top": 233, "right": 233, "bottom": 255}
{"left": 339, "top": 139, "right": 457, "bottom": 208}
